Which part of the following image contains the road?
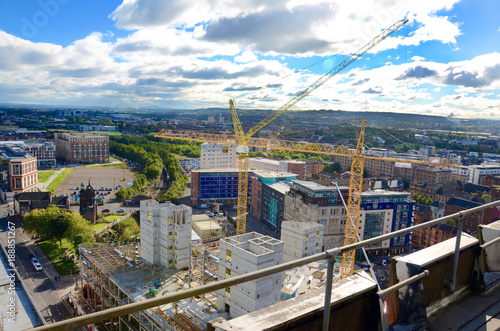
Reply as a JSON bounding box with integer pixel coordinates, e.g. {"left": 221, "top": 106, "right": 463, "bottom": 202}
{"left": 0, "top": 206, "right": 73, "bottom": 325}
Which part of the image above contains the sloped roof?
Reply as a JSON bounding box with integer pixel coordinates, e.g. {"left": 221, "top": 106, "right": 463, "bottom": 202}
{"left": 14, "top": 192, "right": 51, "bottom": 202}
{"left": 446, "top": 197, "right": 483, "bottom": 209}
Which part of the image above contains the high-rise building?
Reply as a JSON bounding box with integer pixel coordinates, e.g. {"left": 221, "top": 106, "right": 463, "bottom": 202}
{"left": 199, "top": 143, "right": 237, "bottom": 169}
{"left": 358, "top": 190, "right": 414, "bottom": 255}
{"left": 249, "top": 171, "right": 297, "bottom": 238}
{"left": 249, "top": 158, "right": 306, "bottom": 180}
{"left": 191, "top": 168, "right": 240, "bottom": 206}
{"left": 284, "top": 180, "right": 348, "bottom": 250}
{"left": 54, "top": 132, "right": 109, "bottom": 165}
{"left": 140, "top": 200, "right": 192, "bottom": 269}
{"left": 218, "top": 232, "right": 283, "bottom": 318}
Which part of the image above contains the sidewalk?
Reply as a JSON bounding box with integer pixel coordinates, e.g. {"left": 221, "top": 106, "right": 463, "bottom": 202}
{"left": 38, "top": 167, "right": 66, "bottom": 191}
{"left": 16, "top": 228, "right": 78, "bottom": 297}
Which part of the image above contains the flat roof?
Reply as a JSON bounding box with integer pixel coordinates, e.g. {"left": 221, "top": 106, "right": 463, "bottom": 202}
{"left": 268, "top": 182, "right": 291, "bottom": 195}
{"left": 361, "top": 189, "right": 411, "bottom": 197}
{"left": 253, "top": 170, "right": 297, "bottom": 179}
{"left": 292, "top": 180, "right": 336, "bottom": 191}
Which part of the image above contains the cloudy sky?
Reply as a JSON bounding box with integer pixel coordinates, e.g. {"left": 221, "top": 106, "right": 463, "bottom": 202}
{"left": 0, "top": 0, "right": 499, "bottom": 119}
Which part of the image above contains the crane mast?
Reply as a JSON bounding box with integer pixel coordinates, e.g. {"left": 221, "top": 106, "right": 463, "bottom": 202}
{"left": 156, "top": 18, "right": 410, "bottom": 278}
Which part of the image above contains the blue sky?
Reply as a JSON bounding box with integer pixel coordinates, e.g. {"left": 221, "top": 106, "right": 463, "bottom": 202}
{"left": 0, "top": 0, "right": 499, "bottom": 119}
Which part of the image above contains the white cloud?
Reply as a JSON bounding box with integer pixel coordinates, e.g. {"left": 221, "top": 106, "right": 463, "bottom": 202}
{"left": 235, "top": 51, "right": 258, "bottom": 63}
{"left": 0, "top": 0, "right": 498, "bottom": 119}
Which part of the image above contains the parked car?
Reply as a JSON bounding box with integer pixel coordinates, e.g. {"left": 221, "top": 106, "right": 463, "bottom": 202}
{"left": 116, "top": 209, "right": 126, "bottom": 213}
{"left": 29, "top": 254, "right": 43, "bottom": 271}
{"left": 102, "top": 208, "right": 110, "bottom": 213}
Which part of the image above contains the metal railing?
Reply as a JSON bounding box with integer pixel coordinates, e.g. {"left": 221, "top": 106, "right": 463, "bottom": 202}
{"left": 29, "top": 199, "right": 500, "bottom": 331}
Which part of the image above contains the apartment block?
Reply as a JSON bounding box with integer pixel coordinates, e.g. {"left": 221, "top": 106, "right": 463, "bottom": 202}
{"left": 358, "top": 190, "right": 414, "bottom": 255}
{"left": 249, "top": 171, "right": 297, "bottom": 239}
{"left": 21, "top": 141, "right": 56, "bottom": 168}
{"left": 199, "top": 143, "right": 237, "bottom": 169}
{"left": 191, "top": 168, "right": 240, "bottom": 206}
{"left": 250, "top": 158, "right": 306, "bottom": 180}
{"left": 304, "top": 160, "right": 323, "bottom": 179}
{"left": 468, "top": 165, "right": 500, "bottom": 185}
{"left": 218, "top": 232, "right": 283, "bottom": 318}
{"left": 280, "top": 221, "right": 323, "bottom": 262}
{"left": 140, "top": 200, "right": 192, "bottom": 269}
{"left": 54, "top": 132, "right": 109, "bottom": 164}
{"left": 450, "top": 165, "right": 470, "bottom": 183}
{"left": 284, "top": 180, "right": 348, "bottom": 251}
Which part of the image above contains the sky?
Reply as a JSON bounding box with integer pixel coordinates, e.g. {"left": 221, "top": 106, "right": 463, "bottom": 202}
{"left": 0, "top": 0, "right": 499, "bottom": 119}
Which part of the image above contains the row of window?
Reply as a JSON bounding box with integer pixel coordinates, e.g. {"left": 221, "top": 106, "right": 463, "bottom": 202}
{"left": 11, "top": 173, "right": 36, "bottom": 189}
{"left": 11, "top": 161, "right": 37, "bottom": 175}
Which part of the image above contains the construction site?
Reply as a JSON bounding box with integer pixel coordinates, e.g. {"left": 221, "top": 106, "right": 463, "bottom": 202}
{"left": 75, "top": 242, "right": 227, "bottom": 331}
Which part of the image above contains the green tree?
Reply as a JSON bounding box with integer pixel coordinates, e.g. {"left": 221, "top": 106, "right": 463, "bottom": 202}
{"left": 23, "top": 205, "right": 61, "bottom": 240}
{"left": 64, "top": 212, "right": 95, "bottom": 251}
{"left": 97, "top": 117, "right": 113, "bottom": 126}
{"left": 22, "top": 205, "right": 95, "bottom": 249}
{"left": 50, "top": 214, "right": 70, "bottom": 246}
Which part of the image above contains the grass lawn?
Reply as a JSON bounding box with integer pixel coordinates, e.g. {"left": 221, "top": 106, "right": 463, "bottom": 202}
{"left": 37, "top": 170, "right": 57, "bottom": 183}
{"left": 104, "top": 215, "right": 122, "bottom": 222}
{"left": 118, "top": 214, "right": 140, "bottom": 241}
{"left": 53, "top": 259, "right": 79, "bottom": 275}
{"left": 91, "top": 131, "right": 122, "bottom": 136}
{"left": 38, "top": 238, "right": 79, "bottom": 275}
{"left": 92, "top": 214, "right": 122, "bottom": 231}
{"left": 84, "top": 161, "right": 129, "bottom": 170}
{"left": 46, "top": 168, "right": 74, "bottom": 194}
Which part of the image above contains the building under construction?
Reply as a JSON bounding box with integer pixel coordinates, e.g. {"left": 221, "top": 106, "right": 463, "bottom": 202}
{"left": 78, "top": 243, "right": 226, "bottom": 331}
{"left": 186, "top": 237, "right": 221, "bottom": 307}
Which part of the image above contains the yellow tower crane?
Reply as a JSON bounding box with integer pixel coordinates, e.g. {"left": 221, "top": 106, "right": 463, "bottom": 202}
{"left": 155, "top": 128, "right": 458, "bottom": 278}
{"left": 228, "top": 18, "right": 409, "bottom": 237}
{"left": 156, "top": 18, "right": 410, "bottom": 278}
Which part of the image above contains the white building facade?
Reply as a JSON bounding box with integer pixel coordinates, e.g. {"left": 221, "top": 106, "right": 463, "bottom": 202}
{"left": 218, "top": 232, "right": 283, "bottom": 318}
{"left": 468, "top": 165, "right": 500, "bottom": 185}
{"left": 200, "top": 143, "right": 237, "bottom": 169}
{"left": 280, "top": 221, "right": 324, "bottom": 262}
{"left": 249, "top": 158, "right": 288, "bottom": 173}
{"left": 140, "top": 200, "right": 192, "bottom": 269}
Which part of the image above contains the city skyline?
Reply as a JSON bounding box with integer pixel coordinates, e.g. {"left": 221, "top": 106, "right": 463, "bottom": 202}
{"left": 0, "top": 0, "right": 499, "bottom": 119}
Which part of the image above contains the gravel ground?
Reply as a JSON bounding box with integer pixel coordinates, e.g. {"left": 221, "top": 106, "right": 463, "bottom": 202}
{"left": 55, "top": 166, "right": 136, "bottom": 204}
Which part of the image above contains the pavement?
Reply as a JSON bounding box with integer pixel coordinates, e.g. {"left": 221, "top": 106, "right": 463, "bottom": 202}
{"left": 15, "top": 228, "right": 78, "bottom": 298}
{"left": 0, "top": 204, "right": 75, "bottom": 325}
{"left": 37, "top": 167, "right": 65, "bottom": 191}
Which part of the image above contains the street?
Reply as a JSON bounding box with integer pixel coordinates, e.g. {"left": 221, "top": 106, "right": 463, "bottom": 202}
{"left": 0, "top": 205, "right": 74, "bottom": 325}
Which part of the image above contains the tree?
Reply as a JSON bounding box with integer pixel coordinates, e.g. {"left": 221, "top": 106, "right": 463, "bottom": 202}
{"left": 64, "top": 212, "right": 95, "bottom": 251}
{"left": 50, "top": 214, "right": 70, "bottom": 246}
{"left": 22, "top": 205, "right": 95, "bottom": 249}
{"left": 23, "top": 205, "right": 61, "bottom": 240}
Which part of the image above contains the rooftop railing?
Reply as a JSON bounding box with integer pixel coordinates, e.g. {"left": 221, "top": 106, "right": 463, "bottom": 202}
{"left": 29, "top": 199, "right": 500, "bottom": 331}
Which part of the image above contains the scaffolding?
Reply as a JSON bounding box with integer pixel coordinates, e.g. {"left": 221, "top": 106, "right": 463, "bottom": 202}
{"left": 79, "top": 243, "right": 176, "bottom": 331}
{"left": 187, "top": 239, "right": 221, "bottom": 308}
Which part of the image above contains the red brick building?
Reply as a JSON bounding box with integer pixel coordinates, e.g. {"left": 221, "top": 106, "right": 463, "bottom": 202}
{"left": 54, "top": 132, "right": 109, "bottom": 165}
